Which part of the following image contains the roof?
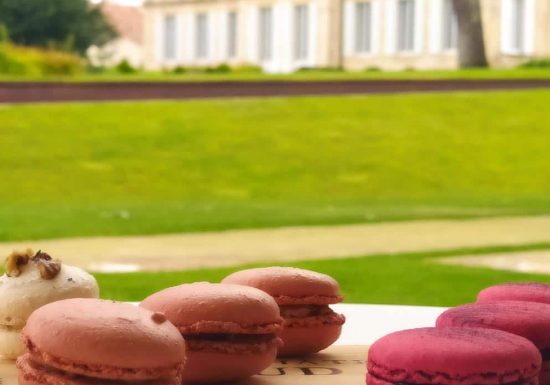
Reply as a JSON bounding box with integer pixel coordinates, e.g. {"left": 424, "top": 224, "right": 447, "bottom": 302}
{"left": 101, "top": 2, "right": 144, "bottom": 44}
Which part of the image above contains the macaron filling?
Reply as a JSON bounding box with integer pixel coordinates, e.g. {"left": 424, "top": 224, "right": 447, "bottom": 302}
{"left": 182, "top": 332, "right": 282, "bottom": 354}
{"left": 279, "top": 304, "right": 345, "bottom": 327}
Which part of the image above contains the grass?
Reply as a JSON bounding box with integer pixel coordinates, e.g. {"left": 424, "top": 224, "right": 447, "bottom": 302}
{"left": 92, "top": 243, "right": 550, "bottom": 305}
{"left": 1, "top": 68, "right": 550, "bottom": 83}
{"left": 1, "top": 89, "right": 550, "bottom": 241}
{"left": 1, "top": 243, "right": 549, "bottom": 306}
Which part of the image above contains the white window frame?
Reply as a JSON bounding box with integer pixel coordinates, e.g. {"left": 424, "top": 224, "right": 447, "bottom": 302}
{"left": 258, "top": 7, "right": 274, "bottom": 62}
{"left": 501, "top": 0, "right": 535, "bottom": 55}
{"left": 441, "top": 0, "right": 458, "bottom": 51}
{"left": 396, "top": 0, "right": 415, "bottom": 52}
{"left": 386, "top": 0, "right": 422, "bottom": 54}
{"left": 161, "top": 14, "right": 178, "bottom": 62}
{"left": 195, "top": 13, "right": 209, "bottom": 60}
{"left": 293, "top": 4, "right": 309, "bottom": 61}
{"left": 354, "top": 1, "right": 373, "bottom": 54}
{"left": 227, "top": 11, "right": 238, "bottom": 60}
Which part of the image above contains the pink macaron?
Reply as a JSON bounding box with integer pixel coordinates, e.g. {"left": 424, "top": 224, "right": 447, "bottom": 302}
{"left": 367, "top": 327, "right": 541, "bottom": 385}
{"left": 477, "top": 282, "right": 550, "bottom": 305}
{"left": 16, "top": 298, "right": 186, "bottom": 385}
{"left": 437, "top": 301, "right": 550, "bottom": 385}
{"left": 222, "top": 267, "right": 345, "bottom": 356}
{"left": 140, "top": 282, "right": 283, "bottom": 383}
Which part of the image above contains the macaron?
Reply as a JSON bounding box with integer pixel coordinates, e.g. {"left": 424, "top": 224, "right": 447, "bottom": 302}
{"left": 140, "top": 282, "right": 283, "bottom": 383}
{"left": 222, "top": 267, "right": 346, "bottom": 356}
{"left": 477, "top": 282, "right": 550, "bottom": 305}
{"left": 0, "top": 249, "right": 99, "bottom": 359}
{"left": 436, "top": 301, "right": 550, "bottom": 385}
{"left": 367, "top": 327, "right": 541, "bottom": 385}
{"left": 16, "top": 298, "right": 186, "bottom": 385}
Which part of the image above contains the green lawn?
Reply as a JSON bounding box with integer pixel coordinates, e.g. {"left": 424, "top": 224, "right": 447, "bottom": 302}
{"left": 1, "top": 89, "right": 550, "bottom": 241}
{"left": 1, "top": 68, "right": 550, "bottom": 83}
{"left": 93, "top": 244, "right": 550, "bottom": 305}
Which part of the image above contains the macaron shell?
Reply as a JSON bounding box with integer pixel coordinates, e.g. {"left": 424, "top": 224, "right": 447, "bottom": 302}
{"left": 278, "top": 324, "right": 342, "bottom": 356}
{"left": 366, "top": 373, "right": 540, "bottom": 385}
{"left": 0, "top": 327, "right": 23, "bottom": 359}
{"left": 140, "top": 282, "right": 281, "bottom": 331}
{"left": 23, "top": 298, "right": 185, "bottom": 373}
{"left": 182, "top": 345, "right": 278, "bottom": 383}
{"left": 222, "top": 267, "right": 343, "bottom": 304}
{"left": 477, "top": 283, "right": 550, "bottom": 305}
{"left": 436, "top": 301, "right": 550, "bottom": 349}
{"left": 368, "top": 328, "right": 542, "bottom": 385}
{"left": 17, "top": 355, "right": 180, "bottom": 385}
{"left": 0, "top": 265, "right": 99, "bottom": 328}
{"left": 367, "top": 372, "right": 399, "bottom": 385}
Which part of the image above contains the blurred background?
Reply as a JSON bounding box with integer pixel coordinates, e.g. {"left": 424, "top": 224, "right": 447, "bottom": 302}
{"left": 0, "top": 0, "right": 549, "bottom": 305}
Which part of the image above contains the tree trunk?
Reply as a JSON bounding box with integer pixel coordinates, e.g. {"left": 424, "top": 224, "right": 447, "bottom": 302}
{"left": 452, "top": 0, "right": 489, "bottom": 68}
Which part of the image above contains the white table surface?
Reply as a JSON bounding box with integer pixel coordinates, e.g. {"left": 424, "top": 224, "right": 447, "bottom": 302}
{"left": 132, "top": 302, "right": 447, "bottom": 346}
{"left": 332, "top": 304, "right": 448, "bottom": 345}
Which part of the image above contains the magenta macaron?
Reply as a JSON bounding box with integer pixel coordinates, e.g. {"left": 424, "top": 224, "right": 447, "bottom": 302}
{"left": 437, "top": 301, "right": 550, "bottom": 385}
{"left": 16, "top": 298, "right": 186, "bottom": 385}
{"left": 141, "top": 282, "right": 283, "bottom": 383}
{"left": 477, "top": 282, "right": 550, "bottom": 305}
{"left": 367, "top": 327, "right": 541, "bottom": 385}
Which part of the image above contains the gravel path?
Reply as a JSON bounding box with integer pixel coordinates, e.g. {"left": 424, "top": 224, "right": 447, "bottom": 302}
{"left": 2, "top": 79, "right": 550, "bottom": 103}
{"left": 439, "top": 250, "right": 550, "bottom": 274}
{"left": 1, "top": 215, "right": 550, "bottom": 272}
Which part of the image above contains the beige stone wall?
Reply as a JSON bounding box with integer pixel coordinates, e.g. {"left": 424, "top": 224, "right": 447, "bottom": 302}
{"left": 142, "top": 0, "right": 550, "bottom": 72}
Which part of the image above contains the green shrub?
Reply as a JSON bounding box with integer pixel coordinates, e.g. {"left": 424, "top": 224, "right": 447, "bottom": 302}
{"left": 205, "top": 63, "right": 232, "bottom": 74}
{"left": 365, "top": 66, "right": 382, "bottom": 72}
{"left": 0, "top": 43, "right": 82, "bottom": 75}
{"left": 172, "top": 65, "right": 187, "bottom": 74}
{"left": 232, "top": 64, "right": 262, "bottom": 73}
{"left": 115, "top": 59, "right": 137, "bottom": 74}
{"left": 0, "top": 24, "right": 9, "bottom": 43}
{"left": 296, "top": 66, "right": 343, "bottom": 72}
{"left": 519, "top": 59, "right": 550, "bottom": 69}
{"left": 38, "top": 49, "right": 82, "bottom": 75}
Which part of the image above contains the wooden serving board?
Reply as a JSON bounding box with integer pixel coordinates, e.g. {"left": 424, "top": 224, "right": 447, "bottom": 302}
{"left": 0, "top": 345, "right": 368, "bottom": 385}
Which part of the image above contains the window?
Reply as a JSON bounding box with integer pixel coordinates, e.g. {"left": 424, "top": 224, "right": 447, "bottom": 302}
{"left": 442, "top": 0, "right": 458, "bottom": 50}
{"left": 397, "top": 0, "right": 415, "bottom": 52}
{"left": 511, "top": 0, "right": 525, "bottom": 52}
{"left": 195, "top": 13, "right": 208, "bottom": 59}
{"left": 294, "top": 5, "right": 309, "bottom": 60}
{"left": 227, "top": 12, "right": 238, "bottom": 59}
{"left": 354, "top": 2, "right": 372, "bottom": 53}
{"left": 162, "top": 15, "right": 177, "bottom": 61}
{"left": 259, "top": 7, "right": 273, "bottom": 61}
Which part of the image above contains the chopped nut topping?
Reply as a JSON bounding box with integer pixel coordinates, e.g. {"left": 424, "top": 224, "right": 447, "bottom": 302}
{"left": 151, "top": 312, "right": 167, "bottom": 324}
{"left": 35, "top": 259, "right": 61, "bottom": 280}
{"left": 3, "top": 249, "right": 62, "bottom": 280}
{"left": 4, "top": 249, "right": 34, "bottom": 277}
{"left": 30, "top": 250, "right": 53, "bottom": 262}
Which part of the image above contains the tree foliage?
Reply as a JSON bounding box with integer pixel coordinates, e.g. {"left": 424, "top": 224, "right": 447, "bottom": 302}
{"left": 0, "top": 0, "right": 117, "bottom": 54}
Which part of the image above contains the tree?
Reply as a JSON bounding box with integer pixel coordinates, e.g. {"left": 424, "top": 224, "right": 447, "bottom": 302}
{"left": 0, "top": 0, "right": 117, "bottom": 54}
{"left": 452, "top": 0, "right": 489, "bottom": 68}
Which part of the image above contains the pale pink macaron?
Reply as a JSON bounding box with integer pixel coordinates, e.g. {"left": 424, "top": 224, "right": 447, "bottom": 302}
{"left": 477, "top": 282, "right": 550, "bottom": 305}
{"left": 222, "top": 267, "right": 346, "bottom": 356}
{"left": 16, "top": 298, "right": 186, "bottom": 385}
{"left": 141, "top": 282, "right": 283, "bottom": 383}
